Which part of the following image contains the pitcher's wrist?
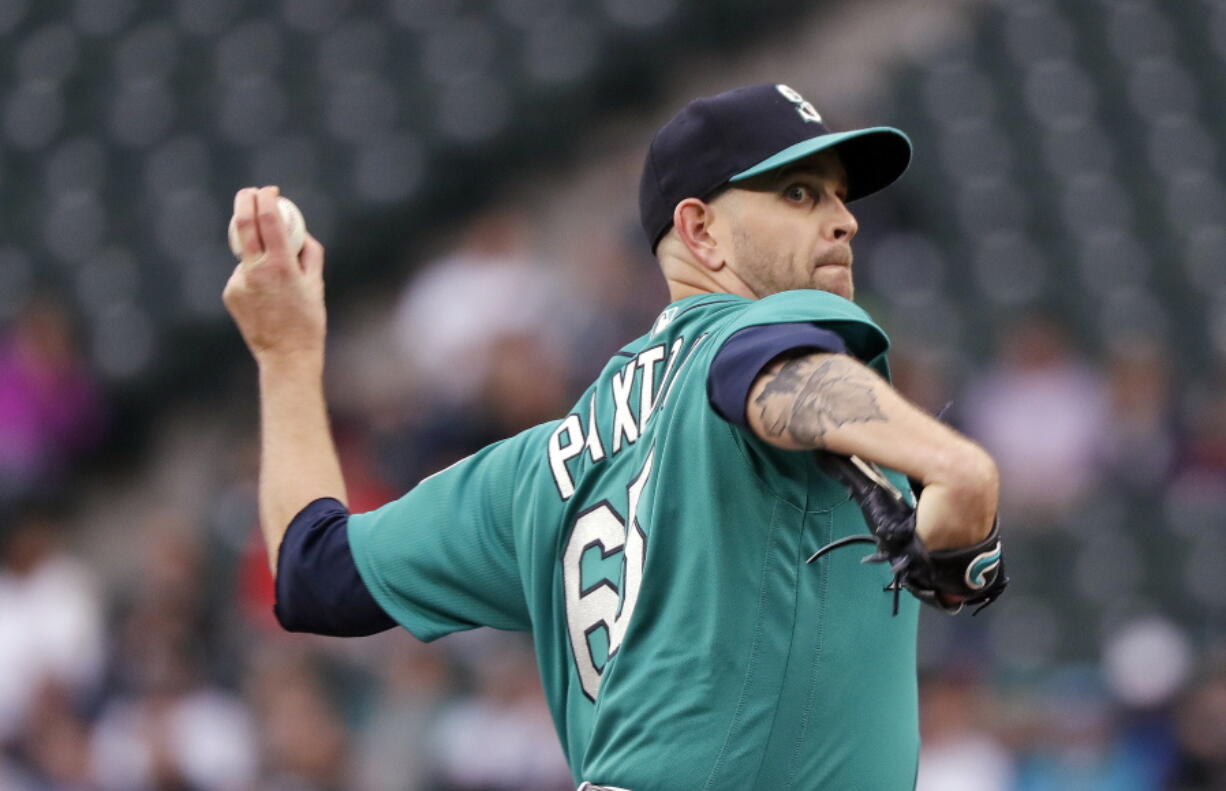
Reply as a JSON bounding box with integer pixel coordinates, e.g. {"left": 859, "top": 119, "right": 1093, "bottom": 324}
{"left": 256, "top": 347, "right": 325, "bottom": 380}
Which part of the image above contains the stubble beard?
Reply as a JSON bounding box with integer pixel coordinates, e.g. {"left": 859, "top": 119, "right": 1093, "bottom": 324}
{"left": 732, "top": 227, "right": 854, "bottom": 300}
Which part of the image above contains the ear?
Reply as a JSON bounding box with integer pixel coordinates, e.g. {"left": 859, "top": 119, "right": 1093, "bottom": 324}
{"left": 673, "top": 198, "right": 725, "bottom": 272}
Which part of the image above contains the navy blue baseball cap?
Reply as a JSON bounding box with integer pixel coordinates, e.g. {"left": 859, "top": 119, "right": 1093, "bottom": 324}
{"left": 639, "top": 83, "right": 912, "bottom": 251}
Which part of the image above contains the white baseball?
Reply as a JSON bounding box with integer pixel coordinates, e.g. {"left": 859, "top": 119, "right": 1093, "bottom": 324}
{"left": 228, "top": 196, "right": 307, "bottom": 259}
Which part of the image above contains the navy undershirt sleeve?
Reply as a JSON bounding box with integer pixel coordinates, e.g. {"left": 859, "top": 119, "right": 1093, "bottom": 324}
{"left": 707, "top": 322, "right": 849, "bottom": 429}
{"left": 274, "top": 497, "right": 397, "bottom": 636}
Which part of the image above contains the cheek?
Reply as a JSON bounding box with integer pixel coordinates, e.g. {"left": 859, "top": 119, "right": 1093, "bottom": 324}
{"left": 731, "top": 216, "right": 779, "bottom": 262}
{"left": 753, "top": 216, "right": 799, "bottom": 258}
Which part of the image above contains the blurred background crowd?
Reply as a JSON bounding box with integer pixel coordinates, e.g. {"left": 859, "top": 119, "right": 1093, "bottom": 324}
{"left": 2, "top": 0, "right": 1226, "bottom": 788}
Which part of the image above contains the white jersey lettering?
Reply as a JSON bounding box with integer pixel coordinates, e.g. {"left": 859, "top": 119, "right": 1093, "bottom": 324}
{"left": 584, "top": 392, "right": 606, "bottom": 463}
{"left": 636, "top": 345, "right": 666, "bottom": 432}
{"left": 610, "top": 360, "right": 639, "bottom": 454}
{"left": 548, "top": 414, "right": 585, "bottom": 500}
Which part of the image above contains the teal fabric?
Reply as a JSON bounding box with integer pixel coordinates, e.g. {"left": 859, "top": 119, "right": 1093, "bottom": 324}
{"left": 730, "top": 126, "right": 911, "bottom": 186}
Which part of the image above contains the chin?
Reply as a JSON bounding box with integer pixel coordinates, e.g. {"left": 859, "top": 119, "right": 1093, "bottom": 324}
{"left": 814, "top": 271, "right": 854, "bottom": 300}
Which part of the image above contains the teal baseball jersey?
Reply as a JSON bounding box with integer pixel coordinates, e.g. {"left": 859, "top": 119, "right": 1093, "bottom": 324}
{"left": 348, "top": 289, "right": 920, "bottom": 790}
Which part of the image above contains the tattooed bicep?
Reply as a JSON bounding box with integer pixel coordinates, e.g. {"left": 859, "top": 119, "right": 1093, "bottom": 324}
{"left": 751, "top": 354, "right": 886, "bottom": 448}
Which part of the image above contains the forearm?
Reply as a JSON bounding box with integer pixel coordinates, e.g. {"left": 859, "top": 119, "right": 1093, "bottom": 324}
{"left": 747, "top": 352, "right": 997, "bottom": 548}
{"left": 257, "top": 352, "right": 347, "bottom": 573}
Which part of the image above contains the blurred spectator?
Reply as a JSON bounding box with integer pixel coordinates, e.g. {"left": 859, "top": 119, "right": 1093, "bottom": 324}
{"left": 374, "top": 330, "right": 571, "bottom": 490}
{"left": 961, "top": 314, "right": 1108, "bottom": 523}
{"left": 479, "top": 332, "right": 572, "bottom": 435}
{"left": 356, "top": 639, "right": 456, "bottom": 791}
{"left": 432, "top": 636, "right": 572, "bottom": 791}
{"left": 6, "top": 681, "right": 94, "bottom": 790}
{"left": 887, "top": 342, "right": 959, "bottom": 419}
{"left": 108, "top": 515, "right": 214, "bottom": 678}
{"left": 1103, "top": 617, "right": 1193, "bottom": 712}
{"left": 0, "top": 503, "right": 104, "bottom": 746}
{"left": 377, "top": 207, "right": 581, "bottom": 490}
{"left": 90, "top": 656, "right": 257, "bottom": 791}
{"left": 1097, "top": 334, "right": 1178, "bottom": 495}
{"left": 0, "top": 295, "right": 106, "bottom": 502}
{"left": 916, "top": 672, "right": 1012, "bottom": 791}
{"left": 1171, "top": 658, "right": 1226, "bottom": 790}
{"left": 391, "top": 208, "right": 571, "bottom": 403}
{"left": 1013, "top": 669, "right": 1159, "bottom": 791}
{"left": 1179, "top": 365, "right": 1226, "bottom": 478}
{"left": 557, "top": 225, "right": 668, "bottom": 387}
{"left": 91, "top": 523, "right": 256, "bottom": 791}
{"left": 246, "top": 647, "right": 350, "bottom": 791}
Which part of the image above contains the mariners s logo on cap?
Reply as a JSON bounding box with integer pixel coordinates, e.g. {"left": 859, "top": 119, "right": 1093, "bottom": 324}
{"left": 775, "top": 84, "right": 822, "bottom": 124}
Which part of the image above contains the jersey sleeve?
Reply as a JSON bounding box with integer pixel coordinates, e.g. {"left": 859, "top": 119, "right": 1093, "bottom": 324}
{"left": 346, "top": 439, "right": 532, "bottom": 641}
{"left": 705, "top": 290, "right": 892, "bottom": 426}
{"left": 274, "top": 497, "right": 397, "bottom": 636}
{"left": 708, "top": 322, "right": 849, "bottom": 428}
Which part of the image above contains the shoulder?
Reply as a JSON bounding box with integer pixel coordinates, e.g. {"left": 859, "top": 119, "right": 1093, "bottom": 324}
{"left": 704, "top": 290, "right": 890, "bottom": 367}
{"left": 733, "top": 290, "right": 882, "bottom": 330}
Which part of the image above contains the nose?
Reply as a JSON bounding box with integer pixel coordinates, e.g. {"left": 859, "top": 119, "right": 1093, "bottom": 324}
{"left": 828, "top": 197, "right": 858, "bottom": 243}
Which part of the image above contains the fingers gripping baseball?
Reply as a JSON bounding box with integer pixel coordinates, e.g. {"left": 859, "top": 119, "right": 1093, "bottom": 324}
{"left": 222, "top": 186, "right": 326, "bottom": 362}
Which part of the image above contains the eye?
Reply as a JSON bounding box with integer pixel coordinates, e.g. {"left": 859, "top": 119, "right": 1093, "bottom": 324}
{"left": 783, "top": 183, "right": 813, "bottom": 203}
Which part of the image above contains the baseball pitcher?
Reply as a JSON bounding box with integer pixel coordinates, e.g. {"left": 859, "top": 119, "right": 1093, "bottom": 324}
{"left": 223, "top": 83, "right": 1006, "bottom": 790}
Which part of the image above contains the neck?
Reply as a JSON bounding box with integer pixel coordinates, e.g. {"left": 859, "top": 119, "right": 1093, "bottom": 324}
{"left": 657, "top": 234, "right": 762, "bottom": 302}
{"left": 662, "top": 262, "right": 758, "bottom": 303}
{"left": 666, "top": 280, "right": 714, "bottom": 302}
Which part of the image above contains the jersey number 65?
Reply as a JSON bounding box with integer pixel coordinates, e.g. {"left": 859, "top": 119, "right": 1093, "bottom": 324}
{"left": 561, "top": 450, "right": 654, "bottom": 701}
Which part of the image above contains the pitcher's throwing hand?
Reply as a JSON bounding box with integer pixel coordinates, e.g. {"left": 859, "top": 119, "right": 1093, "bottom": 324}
{"left": 222, "top": 185, "right": 327, "bottom": 363}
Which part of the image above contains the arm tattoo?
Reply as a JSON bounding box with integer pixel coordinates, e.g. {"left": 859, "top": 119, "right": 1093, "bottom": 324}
{"left": 753, "top": 355, "right": 886, "bottom": 448}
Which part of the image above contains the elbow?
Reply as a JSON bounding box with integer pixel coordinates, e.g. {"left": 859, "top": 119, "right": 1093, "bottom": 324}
{"left": 959, "top": 444, "right": 1000, "bottom": 498}
{"left": 273, "top": 497, "right": 397, "bottom": 637}
{"left": 938, "top": 442, "right": 1000, "bottom": 526}
{"left": 273, "top": 590, "right": 313, "bottom": 633}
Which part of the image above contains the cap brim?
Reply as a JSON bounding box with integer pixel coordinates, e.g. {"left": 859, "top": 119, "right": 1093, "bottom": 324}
{"left": 729, "top": 126, "right": 912, "bottom": 201}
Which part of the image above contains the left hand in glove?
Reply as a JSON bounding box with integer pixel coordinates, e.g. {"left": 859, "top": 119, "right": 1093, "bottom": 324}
{"left": 808, "top": 452, "right": 1008, "bottom": 615}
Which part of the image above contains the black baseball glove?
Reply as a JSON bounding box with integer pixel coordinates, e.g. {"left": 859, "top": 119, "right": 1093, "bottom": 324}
{"left": 808, "top": 452, "right": 1008, "bottom": 615}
